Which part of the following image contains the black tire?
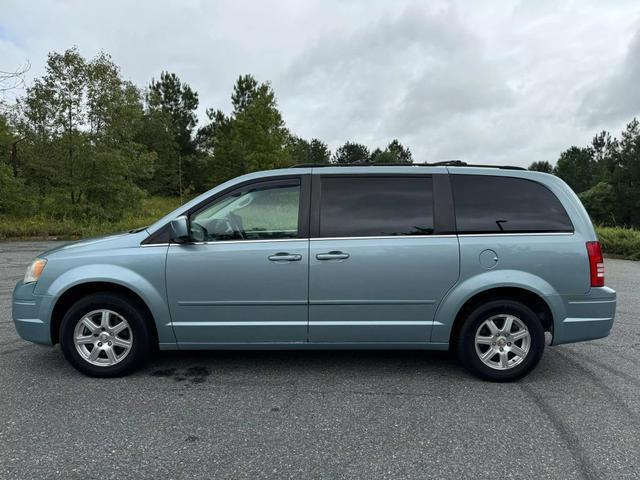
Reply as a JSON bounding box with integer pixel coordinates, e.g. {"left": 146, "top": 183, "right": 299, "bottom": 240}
{"left": 456, "top": 299, "right": 545, "bottom": 382}
{"left": 59, "top": 292, "right": 152, "bottom": 377}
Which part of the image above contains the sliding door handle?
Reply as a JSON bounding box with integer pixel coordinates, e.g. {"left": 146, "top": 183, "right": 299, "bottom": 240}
{"left": 316, "top": 251, "right": 350, "bottom": 260}
{"left": 268, "top": 253, "right": 302, "bottom": 262}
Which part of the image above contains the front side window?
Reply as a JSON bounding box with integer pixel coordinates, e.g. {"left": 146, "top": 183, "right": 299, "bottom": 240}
{"left": 190, "top": 181, "right": 300, "bottom": 241}
{"left": 319, "top": 176, "right": 434, "bottom": 237}
{"left": 451, "top": 174, "right": 574, "bottom": 233}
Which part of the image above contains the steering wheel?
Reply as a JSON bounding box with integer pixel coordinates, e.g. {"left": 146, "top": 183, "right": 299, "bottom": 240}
{"left": 190, "top": 222, "right": 207, "bottom": 242}
{"left": 225, "top": 215, "right": 245, "bottom": 239}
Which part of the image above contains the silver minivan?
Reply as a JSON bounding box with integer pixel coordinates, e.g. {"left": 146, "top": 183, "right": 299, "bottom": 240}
{"left": 13, "top": 163, "right": 616, "bottom": 381}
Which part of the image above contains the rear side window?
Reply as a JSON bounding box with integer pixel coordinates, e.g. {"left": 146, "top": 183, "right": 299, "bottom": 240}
{"left": 319, "top": 176, "right": 434, "bottom": 237}
{"left": 451, "top": 175, "right": 573, "bottom": 233}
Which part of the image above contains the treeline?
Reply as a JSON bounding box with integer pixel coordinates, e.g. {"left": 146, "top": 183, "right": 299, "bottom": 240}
{"left": 0, "top": 47, "right": 411, "bottom": 221}
{"left": 529, "top": 119, "right": 640, "bottom": 227}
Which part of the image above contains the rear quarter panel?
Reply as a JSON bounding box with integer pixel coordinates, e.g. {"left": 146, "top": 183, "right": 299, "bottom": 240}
{"left": 432, "top": 168, "right": 598, "bottom": 344}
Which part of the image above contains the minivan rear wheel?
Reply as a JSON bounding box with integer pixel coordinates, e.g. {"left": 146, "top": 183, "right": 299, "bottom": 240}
{"left": 59, "top": 292, "right": 152, "bottom": 377}
{"left": 456, "top": 299, "right": 545, "bottom": 382}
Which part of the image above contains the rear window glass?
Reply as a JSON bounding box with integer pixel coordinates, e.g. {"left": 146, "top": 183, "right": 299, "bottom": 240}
{"left": 319, "top": 176, "right": 434, "bottom": 237}
{"left": 451, "top": 175, "right": 573, "bottom": 233}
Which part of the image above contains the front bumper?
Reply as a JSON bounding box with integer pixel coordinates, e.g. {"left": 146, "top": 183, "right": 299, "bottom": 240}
{"left": 12, "top": 281, "right": 54, "bottom": 345}
{"left": 552, "top": 286, "right": 617, "bottom": 345}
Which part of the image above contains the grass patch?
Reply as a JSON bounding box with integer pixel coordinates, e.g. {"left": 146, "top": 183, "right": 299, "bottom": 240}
{"left": 596, "top": 226, "right": 640, "bottom": 261}
{"left": 0, "top": 196, "right": 183, "bottom": 240}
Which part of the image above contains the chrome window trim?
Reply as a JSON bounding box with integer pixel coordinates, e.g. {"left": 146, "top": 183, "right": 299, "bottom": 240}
{"left": 144, "top": 232, "right": 574, "bottom": 246}
{"left": 172, "top": 238, "right": 305, "bottom": 246}
{"left": 311, "top": 235, "right": 457, "bottom": 241}
{"left": 457, "top": 232, "right": 575, "bottom": 237}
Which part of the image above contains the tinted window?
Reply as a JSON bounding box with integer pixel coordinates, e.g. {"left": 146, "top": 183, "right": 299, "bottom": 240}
{"left": 191, "top": 181, "right": 300, "bottom": 241}
{"left": 451, "top": 175, "right": 573, "bottom": 233}
{"left": 319, "top": 176, "right": 434, "bottom": 237}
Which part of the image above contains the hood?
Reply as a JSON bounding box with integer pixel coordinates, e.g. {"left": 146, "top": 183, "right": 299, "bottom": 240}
{"left": 38, "top": 230, "right": 148, "bottom": 258}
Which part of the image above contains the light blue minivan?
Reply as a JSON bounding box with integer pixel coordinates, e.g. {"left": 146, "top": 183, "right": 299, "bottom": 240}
{"left": 12, "top": 163, "right": 616, "bottom": 381}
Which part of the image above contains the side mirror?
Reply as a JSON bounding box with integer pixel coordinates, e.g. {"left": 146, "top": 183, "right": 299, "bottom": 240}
{"left": 170, "top": 216, "right": 190, "bottom": 243}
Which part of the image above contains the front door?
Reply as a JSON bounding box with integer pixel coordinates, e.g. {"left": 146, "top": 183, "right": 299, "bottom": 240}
{"left": 308, "top": 174, "right": 459, "bottom": 343}
{"left": 166, "top": 176, "right": 310, "bottom": 345}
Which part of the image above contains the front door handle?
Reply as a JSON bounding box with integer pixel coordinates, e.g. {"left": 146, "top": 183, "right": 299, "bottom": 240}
{"left": 268, "top": 252, "right": 302, "bottom": 262}
{"left": 316, "top": 251, "right": 350, "bottom": 260}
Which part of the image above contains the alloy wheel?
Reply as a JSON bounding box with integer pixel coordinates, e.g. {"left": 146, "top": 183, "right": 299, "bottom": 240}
{"left": 474, "top": 314, "right": 531, "bottom": 370}
{"left": 73, "top": 309, "right": 133, "bottom": 367}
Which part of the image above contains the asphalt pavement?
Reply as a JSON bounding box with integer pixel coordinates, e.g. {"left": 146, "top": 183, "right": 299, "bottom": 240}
{"left": 1, "top": 241, "right": 639, "bottom": 479}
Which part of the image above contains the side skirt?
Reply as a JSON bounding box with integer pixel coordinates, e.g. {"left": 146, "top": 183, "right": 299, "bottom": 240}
{"left": 158, "top": 342, "right": 450, "bottom": 351}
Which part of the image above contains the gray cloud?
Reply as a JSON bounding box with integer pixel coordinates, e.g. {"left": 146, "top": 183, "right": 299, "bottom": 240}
{"left": 579, "top": 29, "right": 640, "bottom": 127}
{"left": 279, "top": 5, "right": 514, "bottom": 145}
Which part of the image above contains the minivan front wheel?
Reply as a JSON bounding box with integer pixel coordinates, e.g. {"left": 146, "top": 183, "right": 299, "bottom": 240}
{"left": 456, "top": 299, "right": 545, "bottom": 382}
{"left": 72, "top": 309, "right": 134, "bottom": 367}
{"left": 59, "top": 292, "right": 152, "bottom": 377}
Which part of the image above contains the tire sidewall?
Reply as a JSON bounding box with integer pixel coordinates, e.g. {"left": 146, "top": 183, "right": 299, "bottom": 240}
{"left": 457, "top": 299, "right": 545, "bottom": 382}
{"left": 59, "top": 292, "right": 151, "bottom": 377}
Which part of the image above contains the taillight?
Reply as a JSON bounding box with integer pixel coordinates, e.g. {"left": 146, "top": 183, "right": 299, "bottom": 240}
{"left": 586, "top": 241, "right": 604, "bottom": 287}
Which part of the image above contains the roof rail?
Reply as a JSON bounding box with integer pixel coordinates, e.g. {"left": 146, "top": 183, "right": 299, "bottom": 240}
{"left": 453, "top": 163, "right": 527, "bottom": 171}
{"left": 292, "top": 161, "right": 526, "bottom": 170}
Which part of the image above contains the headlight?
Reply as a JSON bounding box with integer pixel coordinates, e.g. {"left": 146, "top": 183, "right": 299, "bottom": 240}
{"left": 24, "top": 258, "right": 47, "bottom": 284}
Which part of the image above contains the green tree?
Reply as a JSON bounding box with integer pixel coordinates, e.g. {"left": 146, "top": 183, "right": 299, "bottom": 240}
{"left": 610, "top": 118, "right": 640, "bottom": 226}
{"left": 0, "top": 114, "right": 12, "bottom": 165}
{"left": 370, "top": 139, "right": 413, "bottom": 163}
{"left": 332, "top": 141, "right": 369, "bottom": 164}
{"left": 41, "top": 48, "right": 87, "bottom": 205}
{"left": 145, "top": 72, "right": 198, "bottom": 195}
{"left": 231, "top": 74, "right": 261, "bottom": 114}
{"left": 590, "top": 131, "right": 618, "bottom": 183}
{"left": 288, "top": 136, "right": 331, "bottom": 164}
{"left": 579, "top": 182, "right": 616, "bottom": 226}
{"left": 370, "top": 147, "right": 390, "bottom": 163}
{"left": 138, "top": 107, "right": 181, "bottom": 194}
{"left": 17, "top": 47, "right": 154, "bottom": 220}
{"left": 529, "top": 161, "right": 553, "bottom": 173}
{"left": 0, "top": 163, "right": 29, "bottom": 214}
{"left": 197, "top": 75, "right": 293, "bottom": 186}
{"left": 386, "top": 139, "right": 412, "bottom": 163}
{"left": 308, "top": 139, "right": 331, "bottom": 164}
{"left": 0, "top": 114, "right": 30, "bottom": 214}
{"left": 227, "top": 76, "right": 292, "bottom": 173}
{"left": 553, "top": 146, "right": 595, "bottom": 193}
{"left": 15, "top": 78, "right": 56, "bottom": 198}
{"left": 147, "top": 72, "right": 198, "bottom": 153}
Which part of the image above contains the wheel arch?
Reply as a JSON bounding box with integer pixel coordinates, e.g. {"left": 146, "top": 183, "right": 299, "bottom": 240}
{"left": 50, "top": 281, "right": 159, "bottom": 346}
{"left": 447, "top": 286, "right": 554, "bottom": 348}
{"left": 431, "top": 270, "right": 566, "bottom": 345}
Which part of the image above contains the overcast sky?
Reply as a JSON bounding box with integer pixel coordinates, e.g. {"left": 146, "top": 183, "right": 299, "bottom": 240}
{"left": 2, "top": 0, "right": 640, "bottom": 166}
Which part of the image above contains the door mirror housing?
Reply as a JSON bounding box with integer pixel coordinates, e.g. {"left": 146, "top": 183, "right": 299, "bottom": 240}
{"left": 170, "top": 216, "right": 190, "bottom": 243}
